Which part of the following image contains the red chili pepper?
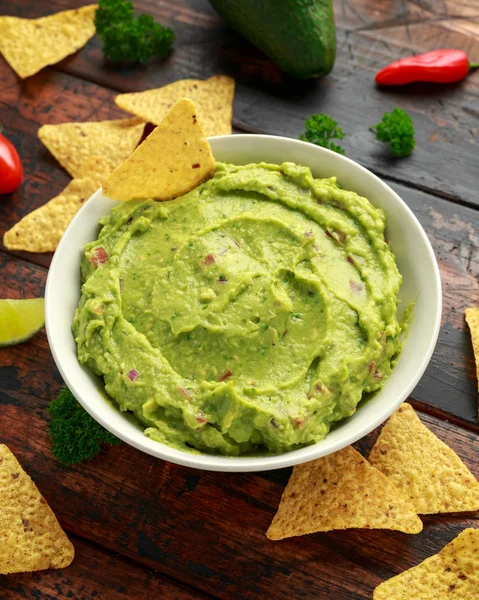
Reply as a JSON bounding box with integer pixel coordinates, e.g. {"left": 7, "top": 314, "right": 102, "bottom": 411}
{"left": 0, "top": 128, "right": 23, "bottom": 195}
{"left": 376, "top": 50, "right": 479, "bottom": 86}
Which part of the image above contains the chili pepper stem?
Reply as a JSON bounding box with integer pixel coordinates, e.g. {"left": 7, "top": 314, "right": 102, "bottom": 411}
{"left": 469, "top": 62, "right": 479, "bottom": 70}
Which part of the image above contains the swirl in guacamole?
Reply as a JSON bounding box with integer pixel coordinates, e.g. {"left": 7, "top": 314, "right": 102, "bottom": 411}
{"left": 73, "top": 162, "right": 405, "bottom": 456}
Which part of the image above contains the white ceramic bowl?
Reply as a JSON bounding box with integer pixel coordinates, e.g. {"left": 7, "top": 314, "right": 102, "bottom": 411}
{"left": 45, "top": 135, "right": 442, "bottom": 472}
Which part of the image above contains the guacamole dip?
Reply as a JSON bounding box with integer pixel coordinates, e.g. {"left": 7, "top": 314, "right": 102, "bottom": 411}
{"left": 73, "top": 162, "right": 404, "bottom": 456}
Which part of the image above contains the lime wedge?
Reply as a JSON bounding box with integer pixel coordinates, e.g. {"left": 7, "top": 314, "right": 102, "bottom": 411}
{"left": 0, "top": 298, "right": 45, "bottom": 347}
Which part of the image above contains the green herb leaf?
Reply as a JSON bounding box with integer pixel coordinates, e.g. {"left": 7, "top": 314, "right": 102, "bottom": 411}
{"left": 299, "top": 114, "right": 345, "bottom": 155}
{"left": 95, "top": 0, "right": 133, "bottom": 36}
{"left": 371, "top": 108, "right": 415, "bottom": 158}
{"left": 95, "top": 0, "right": 175, "bottom": 65}
{"left": 48, "top": 387, "right": 120, "bottom": 465}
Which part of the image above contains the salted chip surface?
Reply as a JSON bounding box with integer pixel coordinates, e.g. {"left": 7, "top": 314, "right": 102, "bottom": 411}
{"left": 0, "top": 444, "right": 74, "bottom": 574}
{"left": 0, "top": 5, "right": 97, "bottom": 79}
{"left": 369, "top": 403, "right": 479, "bottom": 515}
{"left": 38, "top": 117, "right": 145, "bottom": 178}
{"left": 374, "top": 528, "right": 479, "bottom": 599}
{"left": 3, "top": 157, "right": 109, "bottom": 252}
{"left": 115, "top": 75, "right": 235, "bottom": 137}
{"left": 103, "top": 98, "right": 216, "bottom": 202}
{"left": 465, "top": 307, "right": 479, "bottom": 399}
{"left": 266, "top": 445, "right": 422, "bottom": 540}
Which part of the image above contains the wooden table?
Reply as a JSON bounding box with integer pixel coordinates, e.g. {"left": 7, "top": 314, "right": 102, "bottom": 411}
{"left": 1, "top": 1, "right": 478, "bottom": 598}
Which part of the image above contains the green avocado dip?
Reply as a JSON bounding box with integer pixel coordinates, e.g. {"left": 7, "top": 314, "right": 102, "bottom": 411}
{"left": 73, "top": 162, "right": 405, "bottom": 456}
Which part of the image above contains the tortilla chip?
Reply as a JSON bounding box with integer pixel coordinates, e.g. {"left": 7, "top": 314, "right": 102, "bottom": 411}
{"left": 0, "top": 444, "right": 74, "bottom": 574}
{"left": 266, "top": 445, "right": 422, "bottom": 540}
{"left": 3, "top": 157, "right": 109, "bottom": 252}
{"left": 38, "top": 117, "right": 145, "bottom": 179}
{"left": 103, "top": 98, "right": 216, "bottom": 202}
{"left": 0, "top": 5, "right": 97, "bottom": 79}
{"left": 374, "top": 528, "right": 479, "bottom": 599}
{"left": 369, "top": 403, "right": 479, "bottom": 515}
{"left": 465, "top": 307, "right": 479, "bottom": 397}
{"left": 115, "top": 75, "right": 235, "bottom": 137}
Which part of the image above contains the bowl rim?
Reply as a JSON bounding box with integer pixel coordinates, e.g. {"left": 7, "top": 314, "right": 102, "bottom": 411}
{"left": 45, "top": 134, "right": 442, "bottom": 472}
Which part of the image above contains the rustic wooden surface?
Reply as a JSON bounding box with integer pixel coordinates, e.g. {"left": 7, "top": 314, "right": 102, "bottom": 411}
{"left": 0, "top": 0, "right": 478, "bottom": 598}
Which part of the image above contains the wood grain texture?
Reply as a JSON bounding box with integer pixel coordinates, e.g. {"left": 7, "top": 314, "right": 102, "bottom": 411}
{"left": 0, "top": 536, "right": 212, "bottom": 599}
{"left": 392, "top": 181, "right": 479, "bottom": 424}
{"left": 0, "top": 252, "right": 478, "bottom": 600}
{"left": 0, "top": 0, "right": 478, "bottom": 597}
{"left": 0, "top": 0, "right": 477, "bottom": 206}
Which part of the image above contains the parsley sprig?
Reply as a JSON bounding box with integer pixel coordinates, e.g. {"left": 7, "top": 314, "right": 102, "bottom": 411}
{"left": 370, "top": 108, "right": 415, "bottom": 158}
{"left": 49, "top": 387, "right": 120, "bottom": 465}
{"left": 299, "top": 114, "right": 345, "bottom": 155}
{"left": 95, "top": 0, "right": 175, "bottom": 65}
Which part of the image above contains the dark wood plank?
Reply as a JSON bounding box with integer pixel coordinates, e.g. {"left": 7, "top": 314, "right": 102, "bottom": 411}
{"left": 1, "top": 536, "right": 211, "bottom": 599}
{"left": 391, "top": 181, "right": 479, "bottom": 424}
{"left": 1, "top": 251, "right": 478, "bottom": 600}
{"left": 0, "top": 0, "right": 477, "bottom": 206}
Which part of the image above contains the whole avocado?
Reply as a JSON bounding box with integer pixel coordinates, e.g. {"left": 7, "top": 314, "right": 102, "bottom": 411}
{"left": 208, "top": 0, "right": 336, "bottom": 78}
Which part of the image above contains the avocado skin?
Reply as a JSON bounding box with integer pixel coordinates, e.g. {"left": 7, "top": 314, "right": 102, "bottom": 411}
{"left": 208, "top": 0, "right": 336, "bottom": 79}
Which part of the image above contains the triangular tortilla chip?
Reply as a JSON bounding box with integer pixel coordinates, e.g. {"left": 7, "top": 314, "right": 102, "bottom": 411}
{"left": 465, "top": 307, "right": 479, "bottom": 399}
{"left": 374, "top": 528, "right": 479, "bottom": 599}
{"left": 3, "top": 157, "right": 109, "bottom": 252}
{"left": 0, "top": 444, "right": 74, "bottom": 574}
{"left": 266, "top": 446, "right": 422, "bottom": 540}
{"left": 369, "top": 403, "right": 479, "bottom": 515}
{"left": 38, "top": 117, "right": 145, "bottom": 179}
{"left": 0, "top": 5, "right": 97, "bottom": 79}
{"left": 103, "top": 98, "right": 216, "bottom": 202}
{"left": 115, "top": 75, "right": 235, "bottom": 137}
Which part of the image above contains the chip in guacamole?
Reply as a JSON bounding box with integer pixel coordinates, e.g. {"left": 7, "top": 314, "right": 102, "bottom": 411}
{"left": 102, "top": 98, "right": 215, "bottom": 202}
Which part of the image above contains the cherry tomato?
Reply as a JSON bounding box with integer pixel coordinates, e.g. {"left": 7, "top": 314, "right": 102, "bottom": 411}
{"left": 0, "top": 132, "right": 23, "bottom": 194}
